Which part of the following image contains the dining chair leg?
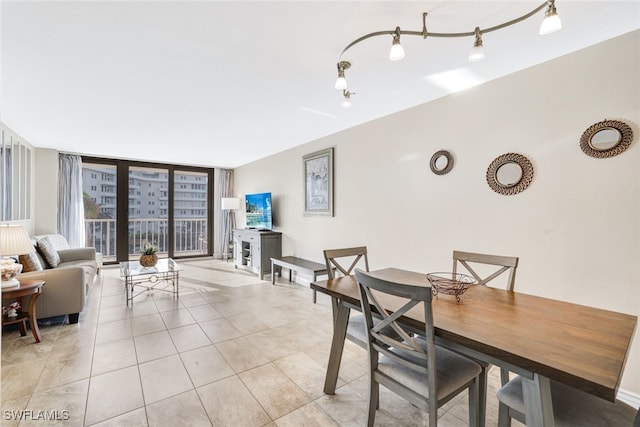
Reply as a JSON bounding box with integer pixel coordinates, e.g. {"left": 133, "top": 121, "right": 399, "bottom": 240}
{"left": 367, "top": 378, "right": 378, "bottom": 427}
{"left": 498, "top": 402, "right": 511, "bottom": 427}
{"left": 469, "top": 378, "right": 480, "bottom": 427}
{"left": 478, "top": 366, "right": 488, "bottom": 427}
{"left": 324, "top": 300, "right": 350, "bottom": 394}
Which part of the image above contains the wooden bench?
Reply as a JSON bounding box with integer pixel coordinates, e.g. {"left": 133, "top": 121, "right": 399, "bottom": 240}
{"left": 270, "top": 256, "right": 330, "bottom": 303}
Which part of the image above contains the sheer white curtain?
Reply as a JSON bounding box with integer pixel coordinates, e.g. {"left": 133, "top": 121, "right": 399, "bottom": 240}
{"left": 58, "top": 154, "right": 86, "bottom": 247}
{"left": 216, "top": 169, "right": 233, "bottom": 259}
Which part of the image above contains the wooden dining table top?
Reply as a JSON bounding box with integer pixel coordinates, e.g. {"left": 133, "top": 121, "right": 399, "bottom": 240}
{"left": 310, "top": 268, "right": 637, "bottom": 402}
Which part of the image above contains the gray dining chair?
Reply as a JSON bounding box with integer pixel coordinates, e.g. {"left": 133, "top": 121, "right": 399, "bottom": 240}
{"left": 323, "top": 246, "right": 370, "bottom": 347}
{"left": 451, "top": 250, "right": 519, "bottom": 427}
{"left": 497, "top": 375, "right": 640, "bottom": 427}
{"left": 355, "top": 269, "right": 482, "bottom": 427}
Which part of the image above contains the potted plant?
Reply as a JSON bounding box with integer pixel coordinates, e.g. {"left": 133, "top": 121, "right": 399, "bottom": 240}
{"left": 139, "top": 242, "right": 158, "bottom": 267}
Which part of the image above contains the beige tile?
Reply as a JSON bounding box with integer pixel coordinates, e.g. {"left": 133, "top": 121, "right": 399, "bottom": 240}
{"left": 199, "top": 318, "right": 242, "bottom": 343}
{"left": 274, "top": 402, "right": 340, "bottom": 427}
{"left": 225, "top": 312, "right": 269, "bottom": 335}
{"left": 152, "top": 296, "right": 184, "bottom": 312}
{"left": 177, "top": 293, "right": 209, "bottom": 308}
{"left": 134, "top": 330, "right": 177, "bottom": 363}
{"left": 131, "top": 313, "right": 167, "bottom": 336}
{"left": 314, "top": 383, "right": 370, "bottom": 426}
{"left": 88, "top": 407, "right": 148, "bottom": 427}
{"left": 146, "top": 389, "right": 212, "bottom": 427}
{"left": 197, "top": 376, "right": 271, "bottom": 427}
{"left": 180, "top": 345, "right": 235, "bottom": 388}
{"left": 95, "top": 319, "right": 132, "bottom": 345}
{"left": 21, "top": 379, "right": 89, "bottom": 427}
{"left": 239, "top": 363, "right": 310, "bottom": 419}
{"left": 139, "top": 354, "right": 193, "bottom": 404}
{"left": 0, "top": 395, "right": 29, "bottom": 427}
{"left": 85, "top": 366, "right": 144, "bottom": 426}
{"left": 130, "top": 301, "right": 160, "bottom": 318}
{"left": 248, "top": 328, "right": 301, "bottom": 361}
{"left": 92, "top": 338, "right": 137, "bottom": 375}
{"left": 51, "top": 325, "right": 96, "bottom": 352}
{"left": 167, "top": 324, "right": 210, "bottom": 352}
{"left": 35, "top": 346, "right": 93, "bottom": 392}
{"left": 215, "top": 336, "right": 270, "bottom": 373}
{"left": 274, "top": 352, "right": 340, "bottom": 399}
{"left": 159, "top": 308, "right": 196, "bottom": 329}
{"left": 186, "top": 304, "right": 222, "bottom": 323}
{"left": 1, "top": 358, "right": 46, "bottom": 401}
{"left": 98, "top": 305, "right": 132, "bottom": 323}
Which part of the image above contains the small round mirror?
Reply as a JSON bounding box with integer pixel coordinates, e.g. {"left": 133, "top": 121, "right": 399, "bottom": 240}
{"left": 429, "top": 150, "right": 454, "bottom": 175}
{"left": 580, "top": 119, "right": 633, "bottom": 158}
{"left": 589, "top": 128, "right": 621, "bottom": 151}
{"left": 434, "top": 155, "right": 448, "bottom": 170}
{"left": 486, "top": 153, "right": 534, "bottom": 196}
{"left": 495, "top": 163, "right": 522, "bottom": 187}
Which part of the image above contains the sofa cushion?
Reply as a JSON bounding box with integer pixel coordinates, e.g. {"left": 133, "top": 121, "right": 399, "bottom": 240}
{"left": 37, "top": 236, "right": 61, "bottom": 268}
{"left": 19, "top": 252, "right": 44, "bottom": 272}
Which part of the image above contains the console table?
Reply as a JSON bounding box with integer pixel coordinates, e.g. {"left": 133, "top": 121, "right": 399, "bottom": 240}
{"left": 233, "top": 229, "right": 282, "bottom": 280}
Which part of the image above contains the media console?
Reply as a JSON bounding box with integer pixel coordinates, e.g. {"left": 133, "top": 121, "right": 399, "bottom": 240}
{"left": 233, "top": 229, "right": 282, "bottom": 280}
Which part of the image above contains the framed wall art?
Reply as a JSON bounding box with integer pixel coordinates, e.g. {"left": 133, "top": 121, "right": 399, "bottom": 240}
{"left": 303, "top": 147, "right": 333, "bottom": 216}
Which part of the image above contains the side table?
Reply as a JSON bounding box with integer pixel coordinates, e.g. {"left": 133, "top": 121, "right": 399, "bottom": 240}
{"left": 2, "top": 279, "right": 46, "bottom": 343}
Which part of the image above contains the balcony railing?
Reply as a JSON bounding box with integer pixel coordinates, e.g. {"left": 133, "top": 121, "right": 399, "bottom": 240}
{"left": 85, "top": 218, "right": 208, "bottom": 262}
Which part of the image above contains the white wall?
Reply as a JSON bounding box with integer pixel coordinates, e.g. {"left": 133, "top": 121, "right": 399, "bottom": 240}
{"left": 234, "top": 31, "right": 640, "bottom": 395}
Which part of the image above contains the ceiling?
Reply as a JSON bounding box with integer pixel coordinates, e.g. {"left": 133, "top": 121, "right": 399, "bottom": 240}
{"left": 1, "top": 1, "right": 639, "bottom": 169}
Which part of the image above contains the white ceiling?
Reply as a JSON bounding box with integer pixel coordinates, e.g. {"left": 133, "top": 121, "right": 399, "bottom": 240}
{"left": 1, "top": 1, "right": 639, "bottom": 168}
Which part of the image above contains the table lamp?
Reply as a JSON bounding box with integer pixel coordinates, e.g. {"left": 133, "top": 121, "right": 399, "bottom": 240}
{"left": 1, "top": 224, "right": 35, "bottom": 289}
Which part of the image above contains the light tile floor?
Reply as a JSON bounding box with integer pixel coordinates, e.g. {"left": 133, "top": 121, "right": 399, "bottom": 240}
{"left": 1, "top": 259, "right": 523, "bottom": 426}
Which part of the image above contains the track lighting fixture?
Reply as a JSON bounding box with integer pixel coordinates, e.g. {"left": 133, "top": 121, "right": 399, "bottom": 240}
{"left": 334, "top": 0, "right": 562, "bottom": 96}
{"left": 341, "top": 90, "right": 354, "bottom": 108}
{"left": 334, "top": 61, "right": 350, "bottom": 90}
{"left": 539, "top": 0, "right": 563, "bottom": 35}
{"left": 389, "top": 27, "right": 405, "bottom": 61}
{"left": 468, "top": 27, "right": 485, "bottom": 62}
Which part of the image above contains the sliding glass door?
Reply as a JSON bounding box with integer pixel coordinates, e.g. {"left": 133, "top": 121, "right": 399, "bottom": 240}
{"left": 82, "top": 157, "right": 213, "bottom": 263}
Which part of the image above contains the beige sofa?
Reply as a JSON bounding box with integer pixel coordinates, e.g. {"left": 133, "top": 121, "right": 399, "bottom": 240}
{"left": 17, "top": 234, "right": 98, "bottom": 324}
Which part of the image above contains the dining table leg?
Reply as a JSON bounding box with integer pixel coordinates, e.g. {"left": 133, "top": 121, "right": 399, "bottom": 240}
{"left": 323, "top": 298, "right": 350, "bottom": 394}
{"left": 521, "top": 373, "right": 555, "bottom": 427}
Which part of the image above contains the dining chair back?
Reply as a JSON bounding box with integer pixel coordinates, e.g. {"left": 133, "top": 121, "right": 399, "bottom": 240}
{"left": 355, "top": 269, "right": 482, "bottom": 427}
{"left": 324, "top": 246, "right": 369, "bottom": 279}
{"left": 497, "top": 375, "right": 640, "bottom": 427}
{"left": 451, "top": 250, "right": 520, "bottom": 427}
{"left": 323, "top": 246, "right": 371, "bottom": 348}
{"left": 452, "top": 250, "right": 519, "bottom": 291}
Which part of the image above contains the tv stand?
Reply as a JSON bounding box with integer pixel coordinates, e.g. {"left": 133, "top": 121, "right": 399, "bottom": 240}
{"left": 233, "top": 229, "right": 282, "bottom": 280}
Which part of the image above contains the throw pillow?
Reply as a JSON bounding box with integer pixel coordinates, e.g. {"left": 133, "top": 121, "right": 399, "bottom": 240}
{"left": 37, "top": 236, "right": 61, "bottom": 268}
{"left": 19, "top": 252, "right": 44, "bottom": 272}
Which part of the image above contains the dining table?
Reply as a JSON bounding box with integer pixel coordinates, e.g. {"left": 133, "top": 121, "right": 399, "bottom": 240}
{"left": 310, "top": 268, "right": 637, "bottom": 427}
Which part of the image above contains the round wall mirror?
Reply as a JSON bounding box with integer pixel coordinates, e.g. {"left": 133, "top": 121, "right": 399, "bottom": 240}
{"left": 580, "top": 119, "right": 633, "bottom": 158}
{"left": 495, "top": 163, "right": 523, "bottom": 187}
{"left": 429, "top": 150, "right": 454, "bottom": 175}
{"left": 486, "top": 153, "right": 534, "bottom": 195}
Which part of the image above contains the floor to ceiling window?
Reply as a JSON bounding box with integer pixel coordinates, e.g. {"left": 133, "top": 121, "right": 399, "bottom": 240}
{"left": 82, "top": 157, "right": 213, "bottom": 263}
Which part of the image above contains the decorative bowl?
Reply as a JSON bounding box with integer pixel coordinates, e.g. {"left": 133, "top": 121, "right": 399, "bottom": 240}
{"left": 426, "top": 272, "right": 477, "bottom": 303}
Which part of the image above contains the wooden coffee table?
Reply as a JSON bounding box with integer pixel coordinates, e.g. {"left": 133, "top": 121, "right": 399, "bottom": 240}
{"left": 2, "top": 279, "right": 46, "bottom": 343}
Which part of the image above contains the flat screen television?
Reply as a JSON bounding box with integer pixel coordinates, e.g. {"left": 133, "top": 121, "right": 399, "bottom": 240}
{"left": 245, "top": 192, "right": 272, "bottom": 230}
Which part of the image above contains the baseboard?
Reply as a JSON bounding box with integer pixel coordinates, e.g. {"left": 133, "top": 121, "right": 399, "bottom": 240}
{"left": 618, "top": 388, "right": 640, "bottom": 409}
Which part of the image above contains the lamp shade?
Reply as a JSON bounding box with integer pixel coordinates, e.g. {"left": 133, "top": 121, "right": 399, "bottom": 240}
{"left": 0, "top": 224, "right": 34, "bottom": 256}
{"left": 220, "top": 197, "right": 240, "bottom": 211}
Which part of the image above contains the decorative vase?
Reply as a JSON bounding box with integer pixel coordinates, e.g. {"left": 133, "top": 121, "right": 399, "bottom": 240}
{"left": 139, "top": 254, "right": 158, "bottom": 268}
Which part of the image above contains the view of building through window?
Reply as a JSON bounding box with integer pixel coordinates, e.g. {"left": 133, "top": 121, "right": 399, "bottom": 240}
{"left": 82, "top": 162, "right": 209, "bottom": 262}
